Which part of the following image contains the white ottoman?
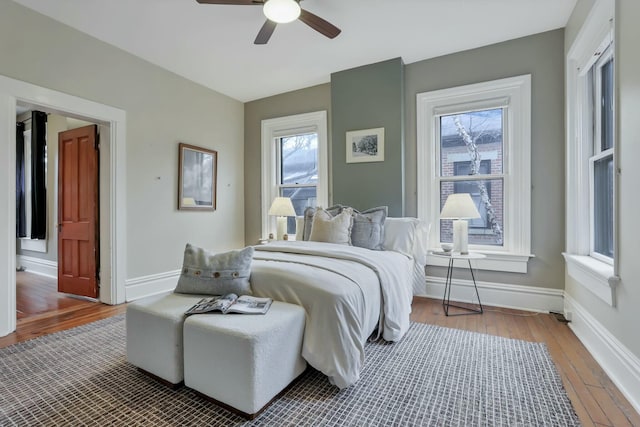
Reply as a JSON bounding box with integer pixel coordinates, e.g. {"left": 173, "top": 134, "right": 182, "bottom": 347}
{"left": 126, "top": 292, "right": 207, "bottom": 386}
{"left": 183, "top": 301, "right": 307, "bottom": 418}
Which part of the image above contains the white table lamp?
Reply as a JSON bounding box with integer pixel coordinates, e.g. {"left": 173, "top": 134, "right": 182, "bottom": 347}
{"left": 268, "top": 197, "right": 296, "bottom": 240}
{"left": 440, "top": 193, "right": 481, "bottom": 255}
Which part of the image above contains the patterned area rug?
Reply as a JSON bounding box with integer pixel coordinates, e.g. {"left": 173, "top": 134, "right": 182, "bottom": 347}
{"left": 0, "top": 315, "right": 580, "bottom": 426}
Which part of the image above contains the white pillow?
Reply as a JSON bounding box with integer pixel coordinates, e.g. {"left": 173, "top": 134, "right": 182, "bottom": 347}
{"left": 309, "top": 208, "right": 353, "bottom": 245}
{"left": 383, "top": 217, "right": 429, "bottom": 264}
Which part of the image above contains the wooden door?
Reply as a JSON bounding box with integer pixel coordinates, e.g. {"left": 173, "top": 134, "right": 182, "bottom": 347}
{"left": 58, "top": 125, "right": 99, "bottom": 298}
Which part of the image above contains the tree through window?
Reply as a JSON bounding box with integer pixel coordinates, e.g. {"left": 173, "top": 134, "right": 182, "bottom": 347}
{"left": 439, "top": 109, "right": 504, "bottom": 246}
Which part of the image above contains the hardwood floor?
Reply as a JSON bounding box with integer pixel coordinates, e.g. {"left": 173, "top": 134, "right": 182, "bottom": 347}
{"left": 16, "top": 270, "right": 90, "bottom": 319}
{"left": 411, "top": 297, "right": 640, "bottom": 427}
{"left": 0, "top": 271, "right": 125, "bottom": 348}
{"left": 1, "top": 274, "right": 637, "bottom": 426}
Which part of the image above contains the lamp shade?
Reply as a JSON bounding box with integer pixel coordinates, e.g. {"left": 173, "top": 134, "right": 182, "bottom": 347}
{"left": 440, "top": 193, "right": 481, "bottom": 219}
{"left": 268, "top": 197, "right": 296, "bottom": 217}
{"left": 263, "top": 0, "right": 301, "bottom": 24}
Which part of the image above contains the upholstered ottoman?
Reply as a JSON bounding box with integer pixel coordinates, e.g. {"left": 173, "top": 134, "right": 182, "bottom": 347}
{"left": 183, "top": 301, "right": 307, "bottom": 418}
{"left": 126, "top": 292, "right": 206, "bottom": 386}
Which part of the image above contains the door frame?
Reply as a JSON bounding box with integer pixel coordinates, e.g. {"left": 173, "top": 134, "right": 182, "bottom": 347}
{"left": 0, "top": 74, "right": 127, "bottom": 336}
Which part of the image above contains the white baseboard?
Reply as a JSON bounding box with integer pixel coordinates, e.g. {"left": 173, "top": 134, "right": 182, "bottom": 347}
{"left": 125, "top": 269, "right": 181, "bottom": 302}
{"left": 564, "top": 294, "right": 640, "bottom": 415}
{"left": 17, "top": 255, "right": 57, "bottom": 279}
{"left": 420, "top": 275, "right": 564, "bottom": 313}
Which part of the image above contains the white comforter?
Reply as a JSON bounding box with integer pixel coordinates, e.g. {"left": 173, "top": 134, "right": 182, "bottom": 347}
{"left": 250, "top": 241, "right": 412, "bottom": 389}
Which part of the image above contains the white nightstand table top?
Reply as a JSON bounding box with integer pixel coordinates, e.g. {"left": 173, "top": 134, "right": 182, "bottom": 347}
{"left": 430, "top": 251, "right": 486, "bottom": 261}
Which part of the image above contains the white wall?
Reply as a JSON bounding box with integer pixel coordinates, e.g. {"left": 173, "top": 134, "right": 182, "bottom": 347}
{"left": 0, "top": 2, "right": 245, "bottom": 297}
{"left": 564, "top": 0, "right": 640, "bottom": 412}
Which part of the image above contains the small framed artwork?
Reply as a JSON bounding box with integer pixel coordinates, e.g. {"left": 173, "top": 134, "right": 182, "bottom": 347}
{"left": 178, "top": 143, "right": 217, "bottom": 210}
{"left": 346, "top": 127, "right": 385, "bottom": 163}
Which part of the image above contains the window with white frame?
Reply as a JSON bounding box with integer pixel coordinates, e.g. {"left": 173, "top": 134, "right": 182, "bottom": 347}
{"left": 564, "top": 0, "right": 617, "bottom": 306}
{"left": 277, "top": 132, "right": 319, "bottom": 233}
{"left": 417, "top": 75, "right": 532, "bottom": 273}
{"left": 18, "top": 128, "right": 47, "bottom": 253}
{"left": 590, "top": 44, "right": 614, "bottom": 262}
{"left": 261, "top": 111, "right": 328, "bottom": 239}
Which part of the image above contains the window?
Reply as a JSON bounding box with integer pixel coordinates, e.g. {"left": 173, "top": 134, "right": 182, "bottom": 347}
{"left": 18, "top": 127, "right": 47, "bottom": 253}
{"left": 277, "top": 132, "right": 319, "bottom": 233}
{"left": 564, "top": 0, "right": 617, "bottom": 306}
{"left": 261, "top": 111, "right": 328, "bottom": 239}
{"left": 590, "top": 45, "right": 614, "bottom": 261}
{"left": 417, "top": 75, "right": 532, "bottom": 273}
{"left": 441, "top": 109, "right": 503, "bottom": 244}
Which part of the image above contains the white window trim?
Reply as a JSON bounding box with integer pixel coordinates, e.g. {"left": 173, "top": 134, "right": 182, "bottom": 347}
{"left": 588, "top": 44, "right": 614, "bottom": 264}
{"left": 417, "top": 75, "right": 532, "bottom": 273}
{"left": 565, "top": 0, "right": 617, "bottom": 306}
{"left": 261, "top": 111, "right": 328, "bottom": 239}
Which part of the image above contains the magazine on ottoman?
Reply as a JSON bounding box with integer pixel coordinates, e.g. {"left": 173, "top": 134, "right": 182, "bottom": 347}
{"left": 185, "top": 293, "right": 273, "bottom": 315}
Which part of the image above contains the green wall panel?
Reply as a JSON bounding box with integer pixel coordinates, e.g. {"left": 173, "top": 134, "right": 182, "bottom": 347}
{"left": 331, "top": 58, "right": 405, "bottom": 216}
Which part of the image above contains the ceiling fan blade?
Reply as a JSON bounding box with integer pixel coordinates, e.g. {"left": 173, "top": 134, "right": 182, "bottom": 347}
{"left": 254, "top": 19, "right": 277, "bottom": 44}
{"left": 298, "top": 9, "right": 341, "bottom": 39}
{"left": 195, "top": 0, "right": 262, "bottom": 5}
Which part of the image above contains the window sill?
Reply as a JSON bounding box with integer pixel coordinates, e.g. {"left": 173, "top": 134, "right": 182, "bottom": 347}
{"left": 562, "top": 253, "right": 618, "bottom": 307}
{"left": 426, "top": 250, "right": 533, "bottom": 273}
{"left": 19, "top": 238, "right": 47, "bottom": 253}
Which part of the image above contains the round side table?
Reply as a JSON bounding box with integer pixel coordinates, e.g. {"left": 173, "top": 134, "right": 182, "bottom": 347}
{"left": 430, "top": 252, "right": 485, "bottom": 316}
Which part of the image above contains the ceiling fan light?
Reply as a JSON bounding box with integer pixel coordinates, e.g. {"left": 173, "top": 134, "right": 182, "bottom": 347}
{"left": 263, "top": 0, "right": 301, "bottom": 24}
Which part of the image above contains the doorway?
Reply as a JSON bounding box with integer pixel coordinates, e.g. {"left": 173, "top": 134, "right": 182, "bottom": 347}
{"left": 16, "top": 111, "right": 101, "bottom": 303}
{"left": 0, "top": 74, "right": 127, "bottom": 337}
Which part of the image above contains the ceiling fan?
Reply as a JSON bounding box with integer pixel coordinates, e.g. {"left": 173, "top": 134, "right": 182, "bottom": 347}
{"left": 195, "top": 0, "right": 341, "bottom": 44}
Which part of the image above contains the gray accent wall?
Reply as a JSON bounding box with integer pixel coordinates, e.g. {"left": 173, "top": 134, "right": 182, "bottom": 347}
{"left": 243, "top": 32, "right": 566, "bottom": 292}
{"left": 405, "top": 30, "right": 566, "bottom": 290}
{"left": 330, "top": 58, "right": 405, "bottom": 216}
{"left": 1, "top": 1, "right": 245, "bottom": 279}
{"left": 244, "top": 84, "right": 332, "bottom": 245}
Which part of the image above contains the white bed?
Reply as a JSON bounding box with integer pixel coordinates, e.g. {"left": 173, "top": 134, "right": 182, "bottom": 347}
{"left": 249, "top": 218, "right": 428, "bottom": 389}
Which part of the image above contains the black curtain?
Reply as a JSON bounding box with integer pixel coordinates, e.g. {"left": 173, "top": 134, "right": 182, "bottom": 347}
{"left": 30, "top": 111, "right": 47, "bottom": 240}
{"left": 16, "top": 122, "right": 26, "bottom": 238}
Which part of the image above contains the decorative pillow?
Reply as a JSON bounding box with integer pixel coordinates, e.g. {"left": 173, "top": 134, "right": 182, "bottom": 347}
{"left": 309, "top": 207, "right": 353, "bottom": 245}
{"left": 302, "top": 205, "right": 343, "bottom": 241}
{"left": 351, "top": 206, "right": 388, "bottom": 250}
{"left": 174, "top": 244, "right": 254, "bottom": 296}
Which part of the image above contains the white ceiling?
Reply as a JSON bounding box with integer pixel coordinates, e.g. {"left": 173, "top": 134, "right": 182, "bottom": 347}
{"left": 13, "top": 0, "right": 577, "bottom": 102}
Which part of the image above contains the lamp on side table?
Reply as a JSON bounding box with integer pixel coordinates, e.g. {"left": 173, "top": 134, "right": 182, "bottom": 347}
{"left": 268, "top": 197, "right": 296, "bottom": 240}
{"left": 440, "top": 193, "right": 481, "bottom": 255}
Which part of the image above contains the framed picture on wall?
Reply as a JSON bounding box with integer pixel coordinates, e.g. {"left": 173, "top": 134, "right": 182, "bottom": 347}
{"left": 178, "top": 143, "right": 217, "bottom": 210}
{"left": 346, "top": 127, "right": 385, "bottom": 163}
